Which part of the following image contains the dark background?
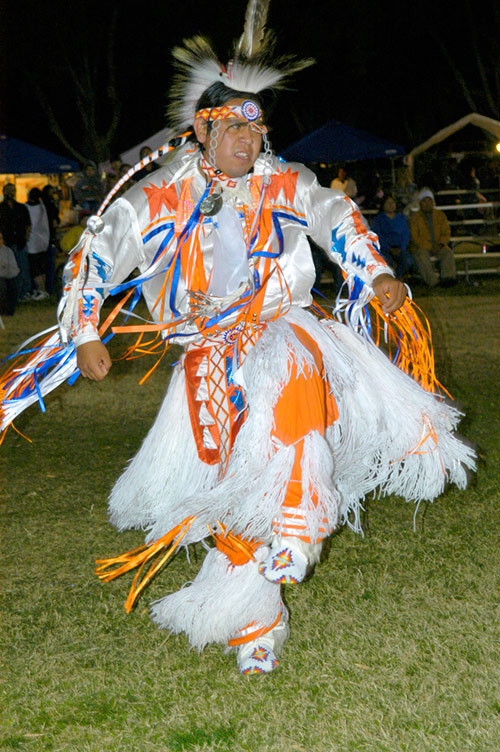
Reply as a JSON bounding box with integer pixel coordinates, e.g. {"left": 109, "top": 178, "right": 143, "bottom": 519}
{"left": 1, "top": 0, "right": 499, "bottom": 161}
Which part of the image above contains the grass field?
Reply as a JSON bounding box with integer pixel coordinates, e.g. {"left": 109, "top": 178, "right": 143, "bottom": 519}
{"left": 1, "top": 279, "right": 499, "bottom": 752}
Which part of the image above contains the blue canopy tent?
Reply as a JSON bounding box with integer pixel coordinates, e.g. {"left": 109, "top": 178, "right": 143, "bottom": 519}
{"left": 279, "top": 120, "right": 405, "bottom": 163}
{"left": 0, "top": 135, "right": 79, "bottom": 174}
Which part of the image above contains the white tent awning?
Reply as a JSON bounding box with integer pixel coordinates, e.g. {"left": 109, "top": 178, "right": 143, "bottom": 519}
{"left": 408, "top": 113, "right": 500, "bottom": 164}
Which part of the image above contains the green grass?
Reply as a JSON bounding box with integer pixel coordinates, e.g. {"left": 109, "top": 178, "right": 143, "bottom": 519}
{"left": 1, "top": 279, "right": 500, "bottom": 751}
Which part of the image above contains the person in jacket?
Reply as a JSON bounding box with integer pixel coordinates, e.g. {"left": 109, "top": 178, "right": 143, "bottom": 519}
{"left": 0, "top": 183, "right": 31, "bottom": 300}
{"left": 371, "top": 195, "right": 413, "bottom": 279}
{"left": 409, "top": 189, "right": 457, "bottom": 286}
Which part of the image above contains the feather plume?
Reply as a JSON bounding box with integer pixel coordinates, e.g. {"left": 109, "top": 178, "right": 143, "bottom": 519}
{"left": 237, "top": 0, "right": 270, "bottom": 58}
{"left": 168, "top": 36, "right": 223, "bottom": 130}
{"left": 166, "top": 7, "right": 315, "bottom": 130}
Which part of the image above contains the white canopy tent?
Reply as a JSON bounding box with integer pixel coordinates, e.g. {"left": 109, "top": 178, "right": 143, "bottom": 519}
{"left": 407, "top": 113, "right": 500, "bottom": 176}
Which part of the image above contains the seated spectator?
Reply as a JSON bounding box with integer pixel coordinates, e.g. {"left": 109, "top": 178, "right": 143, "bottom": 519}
{"left": 394, "top": 166, "right": 418, "bottom": 211}
{"left": 0, "top": 231, "right": 20, "bottom": 315}
{"left": 371, "top": 196, "right": 413, "bottom": 279}
{"left": 409, "top": 189, "right": 457, "bottom": 287}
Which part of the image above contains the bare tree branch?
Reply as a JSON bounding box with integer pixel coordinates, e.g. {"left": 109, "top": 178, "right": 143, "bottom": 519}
{"left": 431, "top": 29, "right": 479, "bottom": 112}
{"left": 29, "top": 76, "right": 88, "bottom": 164}
{"left": 29, "top": 10, "right": 123, "bottom": 163}
{"left": 104, "top": 7, "right": 122, "bottom": 145}
{"left": 465, "top": 0, "right": 499, "bottom": 117}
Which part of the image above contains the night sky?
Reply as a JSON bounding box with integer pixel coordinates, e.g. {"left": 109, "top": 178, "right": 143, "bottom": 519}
{"left": 1, "top": 0, "right": 499, "bottom": 162}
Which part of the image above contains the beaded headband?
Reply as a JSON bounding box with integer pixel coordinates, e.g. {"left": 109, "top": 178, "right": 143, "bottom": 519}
{"left": 195, "top": 101, "right": 267, "bottom": 134}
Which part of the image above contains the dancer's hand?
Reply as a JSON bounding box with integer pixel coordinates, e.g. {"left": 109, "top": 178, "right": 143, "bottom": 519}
{"left": 372, "top": 274, "right": 407, "bottom": 314}
{"left": 76, "top": 341, "right": 112, "bottom": 380}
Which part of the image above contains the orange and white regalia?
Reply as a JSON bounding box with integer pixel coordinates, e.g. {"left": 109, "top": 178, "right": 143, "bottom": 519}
{"left": 54, "top": 141, "right": 474, "bottom": 666}
{"left": 0, "top": 7, "right": 475, "bottom": 673}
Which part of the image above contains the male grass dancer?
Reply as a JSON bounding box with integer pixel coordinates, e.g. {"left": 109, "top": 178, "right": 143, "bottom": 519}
{"left": 1, "top": 12, "right": 475, "bottom": 674}
{"left": 71, "top": 42, "right": 473, "bottom": 673}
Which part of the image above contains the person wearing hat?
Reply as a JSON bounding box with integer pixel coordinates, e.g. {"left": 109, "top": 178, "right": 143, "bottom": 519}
{"left": 2, "top": 2, "right": 474, "bottom": 675}
{"left": 409, "top": 188, "right": 457, "bottom": 286}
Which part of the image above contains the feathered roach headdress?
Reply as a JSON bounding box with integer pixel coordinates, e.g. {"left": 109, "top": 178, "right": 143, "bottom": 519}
{"left": 90, "top": 0, "right": 314, "bottom": 215}
{"left": 167, "top": 0, "right": 314, "bottom": 130}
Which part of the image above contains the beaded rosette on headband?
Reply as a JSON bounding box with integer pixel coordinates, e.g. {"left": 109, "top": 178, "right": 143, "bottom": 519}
{"left": 195, "top": 102, "right": 267, "bottom": 131}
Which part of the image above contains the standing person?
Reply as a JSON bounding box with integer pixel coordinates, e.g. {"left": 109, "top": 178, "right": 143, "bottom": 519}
{"left": 25, "top": 188, "right": 50, "bottom": 300}
{"left": 409, "top": 188, "right": 457, "bottom": 287}
{"left": 42, "top": 185, "right": 60, "bottom": 296}
{"left": 1, "top": 4, "right": 474, "bottom": 675}
{"left": 0, "top": 231, "right": 20, "bottom": 316}
{"left": 0, "top": 183, "right": 31, "bottom": 301}
{"left": 371, "top": 195, "right": 413, "bottom": 279}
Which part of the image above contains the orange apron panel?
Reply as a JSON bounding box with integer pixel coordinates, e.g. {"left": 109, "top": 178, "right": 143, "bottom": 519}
{"left": 272, "top": 324, "right": 338, "bottom": 514}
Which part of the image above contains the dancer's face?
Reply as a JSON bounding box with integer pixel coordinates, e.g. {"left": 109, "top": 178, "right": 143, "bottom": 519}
{"left": 195, "top": 98, "right": 263, "bottom": 178}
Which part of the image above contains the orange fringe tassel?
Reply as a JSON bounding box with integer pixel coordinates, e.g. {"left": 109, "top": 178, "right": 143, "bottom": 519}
{"left": 210, "top": 521, "right": 263, "bottom": 566}
{"left": 95, "top": 515, "right": 196, "bottom": 612}
{"left": 368, "top": 297, "right": 450, "bottom": 396}
{"left": 312, "top": 292, "right": 449, "bottom": 397}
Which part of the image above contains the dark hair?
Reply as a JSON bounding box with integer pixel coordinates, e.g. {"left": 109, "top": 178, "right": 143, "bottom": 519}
{"left": 195, "top": 82, "right": 265, "bottom": 112}
{"left": 381, "top": 194, "right": 399, "bottom": 212}
{"left": 28, "top": 187, "right": 42, "bottom": 202}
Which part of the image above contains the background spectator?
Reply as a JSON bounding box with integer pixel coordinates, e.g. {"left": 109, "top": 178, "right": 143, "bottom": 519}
{"left": 114, "top": 164, "right": 133, "bottom": 199}
{"left": 0, "top": 183, "right": 31, "bottom": 301}
{"left": 74, "top": 161, "right": 103, "bottom": 213}
{"left": 409, "top": 188, "right": 457, "bottom": 287}
{"left": 371, "top": 195, "right": 413, "bottom": 279}
{"left": 25, "top": 188, "right": 50, "bottom": 300}
{"left": 330, "top": 165, "right": 358, "bottom": 199}
{"left": 0, "top": 230, "right": 20, "bottom": 315}
{"left": 105, "top": 156, "right": 123, "bottom": 193}
{"left": 133, "top": 146, "right": 160, "bottom": 183}
{"left": 394, "top": 165, "right": 418, "bottom": 213}
{"left": 42, "top": 185, "right": 60, "bottom": 296}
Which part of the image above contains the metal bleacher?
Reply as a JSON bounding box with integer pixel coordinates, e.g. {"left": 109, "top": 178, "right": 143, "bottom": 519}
{"left": 434, "top": 189, "right": 500, "bottom": 282}
{"left": 364, "top": 188, "right": 500, "bottom": 282}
